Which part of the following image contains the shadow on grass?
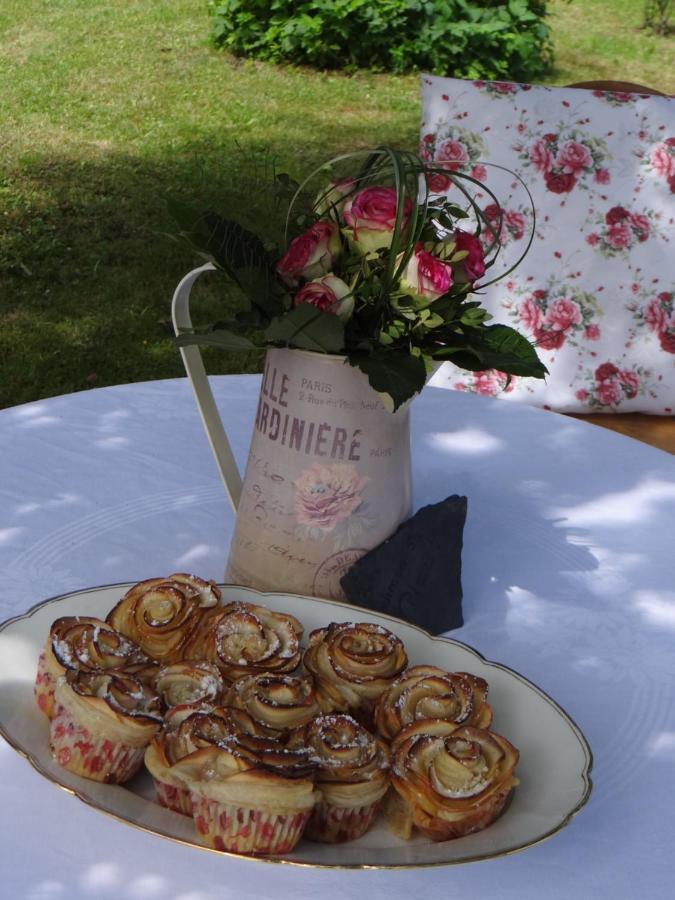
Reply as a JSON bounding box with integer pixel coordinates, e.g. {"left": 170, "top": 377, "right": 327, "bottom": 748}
{"left": 0, "top": 127, "right": 416, "bottom": 408}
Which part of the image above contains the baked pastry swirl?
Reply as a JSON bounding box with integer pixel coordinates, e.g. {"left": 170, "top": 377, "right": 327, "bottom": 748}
{"left": 183, "top": 601, "right": 303, "bottom": 680}
{"left": 374, "top": 666, "right": 492, "bottom": 742}
{"left": 145, "top": 705, "right": 264, "bottom": 814}
{"left": 35, "top": 616, "right": 149, "bottom": 719}
{"left": 156, "top": 661, "right": 224, "bottom": 710}
{"left": 223, "top": 673, "right": 320, "bottom": 738}
{"left": 50, "top": 669, "right": 162, "bottom": 783}
{"left": 386, "top": 719, "right": 519, "bottom": 841}
{"left": 106, "top": 574, "right": 220, "bottom": 663}
{"left": 171, "top": 739, "right": 317, "bottom": 854}
{"left": 303, "top": 622, "right": 408, "bottom": 720}
{"left": 289, "top": 714, "right": 390, "bottom": 842}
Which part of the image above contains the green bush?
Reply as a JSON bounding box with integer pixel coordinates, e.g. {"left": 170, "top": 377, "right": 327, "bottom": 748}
{"left": 208, "top": 0, "right": 553, "bottom": 80}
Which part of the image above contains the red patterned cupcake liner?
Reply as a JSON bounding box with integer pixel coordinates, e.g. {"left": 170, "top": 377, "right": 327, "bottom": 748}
{"left": 49, "top": 706, "right": 146, "bottom": 783}
{"left": 191, "top": 794, "right": 310, "bottom": 855}
{"left": 304, "top": 799, "right": 381, "bottom": 843}
{"left": 153, "top": 777, "right": 193, "bottom": 816}
{"left": 34, "top": 651, "right": 57, "bottom": 719}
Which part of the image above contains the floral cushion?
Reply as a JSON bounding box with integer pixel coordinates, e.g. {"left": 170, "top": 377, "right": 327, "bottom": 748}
{"left": 420, "top": 75, "right": 675, "bottom": 414}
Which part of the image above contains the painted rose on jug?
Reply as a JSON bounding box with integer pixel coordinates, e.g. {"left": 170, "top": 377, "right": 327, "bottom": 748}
{"left": 294, "top": 462, "right": 369, "bottom": 532}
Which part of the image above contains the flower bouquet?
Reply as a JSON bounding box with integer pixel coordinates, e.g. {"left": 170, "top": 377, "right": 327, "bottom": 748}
{"left": 172, "top": 146, "right": 547, "bottom": 410}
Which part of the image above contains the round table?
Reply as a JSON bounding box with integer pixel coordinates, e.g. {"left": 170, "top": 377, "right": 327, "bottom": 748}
{"left": 1, "top": 377, "right": 674, "bottom": 899}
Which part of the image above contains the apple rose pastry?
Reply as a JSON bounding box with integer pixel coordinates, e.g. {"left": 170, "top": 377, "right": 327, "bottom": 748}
{"left": 224, "top": 673, "right": 320, "bottom": 738}
{"left": 374, "top": 666, "right": 492, "bottom": 742}
{"left": 35, "top": 616, "right": 149, "bottom": 719}
{"left": 183, "top": 601, "right": 303, "bottom": 681}
{"left": 50, "top": 669, "right": 162, "bottom": 783}
{"left": 303, "top": 622, "right": 408, "bottom": 722}
{"left": 145, "top": 705, "right": 265, "bottom": 815}
{"left": 106, "top": 574, "right": 220, "bottom": 663}
{"left": 386, "top": 720, "right": 519, "bottom": 841}
{"left": 172, "top": 740, "right": 317, "bottom": 855}
{"left": 289, "top": 714, "right": 390, "bottom": 843}
{"left": 156, "top": 661, "right": 224, "bottom": 711}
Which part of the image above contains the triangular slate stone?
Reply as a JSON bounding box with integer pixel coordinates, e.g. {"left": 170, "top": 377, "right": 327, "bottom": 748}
{"left": 340, "top": 495, "right": 467, "bottom": 635}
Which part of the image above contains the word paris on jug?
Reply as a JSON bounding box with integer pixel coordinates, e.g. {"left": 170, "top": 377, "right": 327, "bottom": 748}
{"left": 255, "top": 361, "right": 362, "bottom": 461}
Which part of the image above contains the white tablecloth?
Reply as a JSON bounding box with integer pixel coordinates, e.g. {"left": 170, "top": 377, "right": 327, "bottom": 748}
{"left": 1, "top": 377, "right": 674, "bottom": 899}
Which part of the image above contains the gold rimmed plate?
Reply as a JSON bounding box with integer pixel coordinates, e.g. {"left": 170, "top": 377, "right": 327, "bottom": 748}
{"left": 0, "top": 583, "right": 592, "bottom": 868}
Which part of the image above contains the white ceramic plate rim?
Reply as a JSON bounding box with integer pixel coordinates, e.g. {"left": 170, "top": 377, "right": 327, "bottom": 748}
{"left": 0, "top": 583, "right": 593, "bottom": 869}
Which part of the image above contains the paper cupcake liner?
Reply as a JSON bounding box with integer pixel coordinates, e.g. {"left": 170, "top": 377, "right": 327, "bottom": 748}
{"left": 304, "top": 799, "right": 381, "bottom": 843}
{"left": 191, "top": 794, "right": 310, "bottom": 855}
{"left": 413, "top": 784, "right": 514, "bottom": 841}
{"left": 153, "top": 777, "right": 193, "bottom": 816}
{"left": 49, "top": 706, "right": 146, "bottom": 784}
{"left": 34, "top": 651, "right": 57, "bottom": 719}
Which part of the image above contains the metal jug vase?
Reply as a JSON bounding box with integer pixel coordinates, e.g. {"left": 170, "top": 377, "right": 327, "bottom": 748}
{"left": 172, "top": 263, "right": 413, "bottom": 601}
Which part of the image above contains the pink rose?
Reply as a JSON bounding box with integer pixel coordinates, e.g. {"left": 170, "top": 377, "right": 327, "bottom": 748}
{"left": 595, "top": 168, "right": 611, "bottom": 184}
{"left": 426, "top": 171, "right": 452, "bottom": 193}
{"left": 584, "top": 324, "right": 601, "bottom": 340}
{"left": 605, "top": 206, "right": 629, "bottom": 225}
{"left": 504, "top": 210, "right": 526, "bottom": 240}
{"left": 528, "top": 139, "right": 554, "bottom": 173}
{"left": 400, "top": 246, "right": 453, "bottom": 302}
{"left": 629, "top": 213, "right": 650, "bottom": 240}
{"left": 586, "top": 233, "right": 600, "bottom": 246}
{"left": 619, "top": 370, "right": 640, "bottom": 398}
{"left": 534, "top": 328, "right": 566, "bottom": 350}
{"left": 659, "top": 330, "right": 675, "bottom": 353}
{"left": 546, "top": 297, "right": 582, "bottom": 332}
{"left": 595, "top": 362, "right": 620, "bottom": 381}
{"left": 606, "top": 220, "right": 633, "bottom": 250}
{"left": 453, "top": 230, "right": 486, "bottom": 283}
{"left": 276, "top": 220, "right": 341, "bottom": 287}
{"left": 645, "top": 298, "right": 668, "bottom": 332}
{"left": 293, "top": 274, "right": 353, "bottom": 321}
{"left": 519, "top": 297, "right": 543, "bottom": 332}
{"left": 596, "top": 379, "right": 623, "bottom": 407}
{"left": 472, "top": 372, "right": 502, "bottom": 397}
{"left": 342, "top": 186, "right": 412, "bottom": 253}
{"left": 544, "top": 170, "right": 576, "bottom": 193}
{"left": 650, "top": 143, "right": 675, "bottom": 179}
{"left": 471, "top": 164, "right": 487, "bottom": 181}
{"left": 294, "top": 462, "right": 369, "bottom": 530}
{"left": 575, "top": 388, "right": 590, "bottom": 402}
{"left": 435, "top": 139, "right": 470, "bottom": 171}
{"left": 555, "top": 141, "right": 593, "bottom": 175}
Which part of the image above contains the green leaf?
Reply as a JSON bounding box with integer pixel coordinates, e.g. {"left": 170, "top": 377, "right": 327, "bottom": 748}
{"left": 167, "top": 200, "right": 273, "bottom": 279}
{"left": 433, "top": 324, "right": 548, "bottom": 378}
{"left": 265, "top": 304, "right": 345, "bottom": 353}
{"left": 347, "top": 350, "right": 427, "bottom": 411}
{"left": 175, "top": 329, "right": 257, "bottom": 351}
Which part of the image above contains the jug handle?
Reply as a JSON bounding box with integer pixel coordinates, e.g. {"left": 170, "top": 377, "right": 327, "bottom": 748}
{"left": 171, "top": 262, "right": 242, "bottom": 511}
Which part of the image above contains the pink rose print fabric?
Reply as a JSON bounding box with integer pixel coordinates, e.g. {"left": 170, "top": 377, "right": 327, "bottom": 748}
{"left": 421, "top": 75, "right": 675, "bottom": 413}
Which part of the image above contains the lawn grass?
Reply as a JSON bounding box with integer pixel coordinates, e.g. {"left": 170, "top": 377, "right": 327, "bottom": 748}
{"left": 1, "top": 0, "right": 673, "bottom": 407}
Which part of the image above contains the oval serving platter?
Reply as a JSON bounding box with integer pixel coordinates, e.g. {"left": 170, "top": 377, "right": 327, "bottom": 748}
{"left": 0, "top": 583, "right": 592, "bottom": 868}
